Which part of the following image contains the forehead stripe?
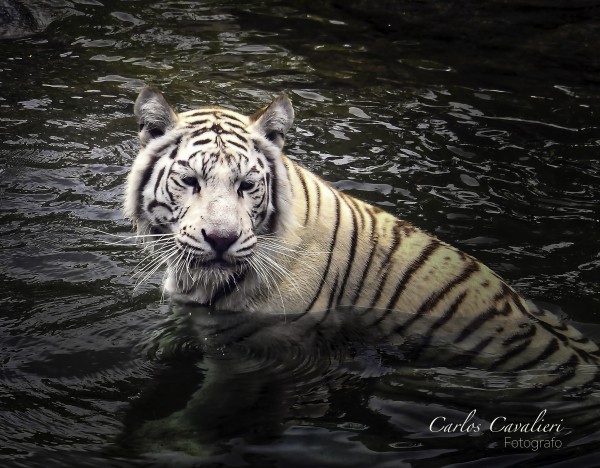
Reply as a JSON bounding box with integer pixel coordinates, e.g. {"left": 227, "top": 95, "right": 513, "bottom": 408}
{"left": 189, "top": 126, "right": 214, "bottom": 138}
{"left": 186, "top": 109, "right": 247, "bottom": 124}
{"left": 222, "top": 120, "right": 247, "bottom": 132}
{"left": 183, "top": 116, "right": 247, "bottom": 134}
{"left": 188, "top": 125, "right": 248, "bottom": 141}
{"left": 185, "top": 119, "right": 212, "bottom": 127}
{"left": 192, "top": 137, "right": 213, "bottom": 146}
{"left": 226, "top": 139, "right": 247, "bottom": 152}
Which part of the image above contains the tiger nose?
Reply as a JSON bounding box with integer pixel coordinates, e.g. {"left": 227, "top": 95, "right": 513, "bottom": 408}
{"left": 202, "top": 229, "right": 238, "bottom": 255}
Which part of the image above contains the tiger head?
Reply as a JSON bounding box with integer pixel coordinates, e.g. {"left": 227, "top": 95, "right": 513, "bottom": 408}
{"left": 124, "top": 86, "right": 295, "bottom": 300}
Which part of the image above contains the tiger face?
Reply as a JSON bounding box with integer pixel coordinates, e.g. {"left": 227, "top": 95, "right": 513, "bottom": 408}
{"left": 124, "top": 87, "right": 294, "bottom": 296}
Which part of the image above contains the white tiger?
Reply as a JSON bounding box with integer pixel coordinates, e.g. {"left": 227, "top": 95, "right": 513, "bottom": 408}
{"left": 124, "top": 86, "right": 600, "bottom": 387}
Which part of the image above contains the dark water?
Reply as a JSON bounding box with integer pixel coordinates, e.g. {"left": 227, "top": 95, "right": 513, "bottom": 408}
{"left": 1, "top": 1, "right": 599, "bottom": 466}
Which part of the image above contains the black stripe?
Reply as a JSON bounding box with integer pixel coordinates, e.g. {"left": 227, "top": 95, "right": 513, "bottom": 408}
{"left": 509, "top": 291, "right": 534, "bottom": 318}
{"left": 296, "top": 308, "right": 334, "bottom": 340}
{"left": 164, "top": 182, "right": 176, "bottom": 204}
{"left": 454, "top": 286, "right": 512, "bottom": 344}
{"left": 544, "top": 354, "right": 578, "bottom": 387}
{"left": 170, "top": 178, "right": 185, "bottom": 190}
{"left": 186, "top": 110, "right": 217, "bottom": 118}
{"left": 305, "top": 187, "right": 340, "bottom": 312}
{"left": 269, "top": 158, "right": 290, "bottom": 233}
{"left": 570, "top": 335, "right": 591, "bottom": 344}
{"left": 227, "top": 139, "right": 247, "bottom": 152}
{"left": 220, "top": 113, "right": 247, "bottom": 125}
{"left": 294, "top": 165, "right": 311, "bottom": 225}
{"left": 394, "top": 261, "right": 479, "bottom": 333}
{"left": 573, "top": 347, "right": 595, "bottom": 364}
{"left": 154, "top": 136, "right": 181, "bottom": 156}
{"left": 418, "top": 261, "right": 479, "bottom": 314}
{"left": 383, "top": 241, "right": 441, "bottom": 311}
{"left": 147, "top": 200, "right": 173, "bottom": 213}
{"left": 153, "top": 166, "right": 166, "bottom": 197}
{"left": 166, "top": 160, "right": 190, "bottom": 205}
{"left": 396, "top": 291, "right": 468, "bottom": 360}
{"left": 326, "top": 273, "right": 340, "bottom": 311}
{"left": 349, "top": 209, "right": 378, "bottom": 306}
{"left": 188, "top": 151, "right": 203, "bottom": 164}
{"left": 224, "top": 120, "right": 247, "bottom": 133}
{"left": 446, "top": 336, "right": 494, "bottom": 367}
{"left": 186, "top": 110, "right": 247, "bottom": 126}
{"left": 192, "top": 137, "right": 213, "bottom": 146}
{"left": 235, "top": 245, "right": 254, "bottom": 254}
{"left": 261, "top": 160, "right": 276, "bottom": 233}
{"left": 344, "top": 193, "right": 365, "bottom": 231}
{"left": 502, "top": 322, "right": 537, "bottom": 346}
{"left": 366, "top": 220, "right": 404, "bottom": 312}
{"left": 335, "top": 196, "right": 359, "bottom": 305}
{"left": 247, "top": 185, "right": 261, "bottom": 196}
{"left": 254, "top": 185, "right": 266, "bottom": 209}
{"left": 238, "top": 233, "right": 253, "bottom": 244}
{"left": 550, "top": 321, "right": 570, "bottom": 332}
{"left": 512, "top": 338, "right": 560, "bottom": 372}
{"left": 426, "top": 290, "right": 469, "bottom": 334}
{"left": 185, "top": 118, "right": 211, "bottom": 127}
{"left": 222, "top": 130, "right": 249, "bottom": 145}
{"left": 536, "top": 319, "right": 570, "bottom": 345}
{"left": 282, "top": 159, "right": 295, "bottom": 198}
{"left": 489, "top": 338, "right": 533, "bottom": 371}
{"left": 314, "top": 181, "right": 321, "bottom": 217}
{"left": 316, "top": 307, "right": 334, "bottom": 327}
{"left": 291, "top": 308, "right": 312, "bottom": 323}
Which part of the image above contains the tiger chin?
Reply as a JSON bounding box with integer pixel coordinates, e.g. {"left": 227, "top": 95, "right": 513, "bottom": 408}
{"left": 125, "top": 86, "right": 600, "bottom": 386}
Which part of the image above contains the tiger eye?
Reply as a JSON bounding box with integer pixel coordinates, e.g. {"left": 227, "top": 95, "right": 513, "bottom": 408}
{"left": 239, "top": 181, "right": 255, "bottom": 191}
{"left": 182, "top": 176, "right": 200, "bottom": 191}
{"left": 237, "top": 180, "right": 255, "bottom": 198}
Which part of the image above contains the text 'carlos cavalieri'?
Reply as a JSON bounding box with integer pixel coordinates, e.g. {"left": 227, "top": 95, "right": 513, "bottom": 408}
{"left": 429, "top": 409, "right": 565, "bottom": 450}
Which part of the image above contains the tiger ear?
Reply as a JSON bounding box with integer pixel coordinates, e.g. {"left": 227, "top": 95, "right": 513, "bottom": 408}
{"left": 134, "top": 86, "right": 178, "bottom": 146}
{"left": 251, "top": 94, "right": 294, "bottom": 150}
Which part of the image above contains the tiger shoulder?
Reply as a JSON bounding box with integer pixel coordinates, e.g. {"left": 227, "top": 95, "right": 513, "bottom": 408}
{"left": 125, "top": 86, "right": 600, "bottom": 384}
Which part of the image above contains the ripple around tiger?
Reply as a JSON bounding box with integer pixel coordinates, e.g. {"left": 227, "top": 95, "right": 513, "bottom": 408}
{"left": 124, "top": 86, "right": 600, "bottom": 388}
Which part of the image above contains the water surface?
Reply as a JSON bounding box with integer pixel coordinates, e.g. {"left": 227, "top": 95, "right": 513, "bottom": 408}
{"left": 1, "top": 1, "right": 599, "bottom": 466}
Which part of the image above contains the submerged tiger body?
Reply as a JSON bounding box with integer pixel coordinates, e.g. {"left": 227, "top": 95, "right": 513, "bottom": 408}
{"left": 125, "top": 86, "right": 600, "bottom": 387}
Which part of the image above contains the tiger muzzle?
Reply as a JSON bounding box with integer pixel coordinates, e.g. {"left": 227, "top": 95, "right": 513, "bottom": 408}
{"left": 201, "top": 228, "right": 239, "bottom": 256}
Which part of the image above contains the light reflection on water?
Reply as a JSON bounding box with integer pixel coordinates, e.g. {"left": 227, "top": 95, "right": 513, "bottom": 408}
{"left": 0, "top": 0, "right": 599, "bottom": 466}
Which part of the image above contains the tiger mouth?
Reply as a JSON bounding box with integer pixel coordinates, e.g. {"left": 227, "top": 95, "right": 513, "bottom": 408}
{"left": 187, "top": 256, "right": 247, "bottom": 270}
